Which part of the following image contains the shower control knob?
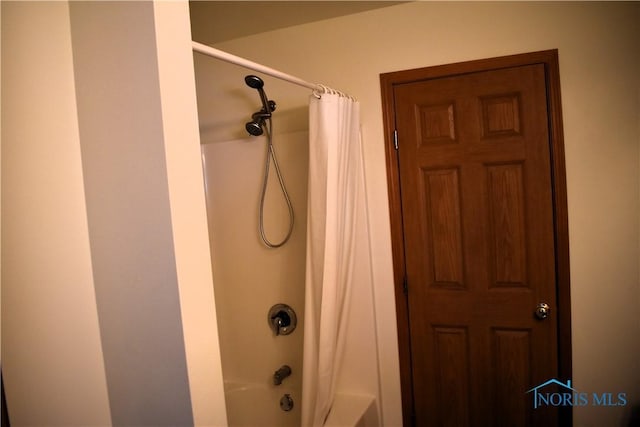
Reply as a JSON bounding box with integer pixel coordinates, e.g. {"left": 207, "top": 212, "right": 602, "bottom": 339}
{"left": 268, "top": 304, "right": 297, "bottom": 336}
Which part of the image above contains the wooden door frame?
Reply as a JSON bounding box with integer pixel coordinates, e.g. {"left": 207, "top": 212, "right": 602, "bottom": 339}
{"left": 380, "top": 50, "right": 572, "bottom": 426}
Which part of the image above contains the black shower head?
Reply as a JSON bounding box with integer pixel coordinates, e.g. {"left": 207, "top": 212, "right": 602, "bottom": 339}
{"left": 245, "top": 75, "right": 264, "bottom": 89}
{"left": 244, "top": 75, "right": 276, "bottom": 136}
{"left": 246, "top": 121, "right": 264, "bottom": 136}
{"left": 245, "top": 75, "right": 274, "bottom": 115}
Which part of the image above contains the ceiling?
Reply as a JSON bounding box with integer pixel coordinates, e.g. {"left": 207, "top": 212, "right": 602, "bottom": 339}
{"left": 189, "top": 1, "right": 406, "bottom": 44}
{"left": 189, "top": 1, "right": 407, "bottom": 143}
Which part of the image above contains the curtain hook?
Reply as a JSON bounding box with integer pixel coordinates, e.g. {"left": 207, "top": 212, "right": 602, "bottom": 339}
{"left": 311, "top": 84, "right": 356, "bottom": 101}
{"left": 312, "top": 84, "right": 323, "bottom": 99}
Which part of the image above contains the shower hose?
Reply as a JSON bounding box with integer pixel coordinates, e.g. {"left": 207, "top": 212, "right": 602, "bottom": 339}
{"left": 259, "top": 118, "right": 294, "bottom": 248}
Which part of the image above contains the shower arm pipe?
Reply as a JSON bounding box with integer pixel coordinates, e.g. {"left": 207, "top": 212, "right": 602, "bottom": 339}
{"left": 192, "top": 41, "right": 321, "bottom": 92}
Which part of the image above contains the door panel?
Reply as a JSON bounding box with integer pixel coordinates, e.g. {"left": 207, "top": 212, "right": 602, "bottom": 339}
{"left": 392, "top": 63, "right": 561, "bottom": 426}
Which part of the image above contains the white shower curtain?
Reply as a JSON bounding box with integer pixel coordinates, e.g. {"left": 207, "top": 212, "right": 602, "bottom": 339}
{"left": 301, "top": 92, "right": 370, "bottom": 426}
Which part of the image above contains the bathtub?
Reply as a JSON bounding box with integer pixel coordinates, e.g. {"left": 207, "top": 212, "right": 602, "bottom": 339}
{"left": 224, "top": 381, "right": 300, "bottom": 427}
{"left": 224, "top": 381, "right": 377, "bottom": 426}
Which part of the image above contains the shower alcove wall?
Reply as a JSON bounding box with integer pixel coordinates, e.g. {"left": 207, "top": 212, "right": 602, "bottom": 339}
{"left": 192, "top": 9, "right": 385, "bottom": 425}
{"left": 195, "top": 51, "right": 310, "bottom": 426}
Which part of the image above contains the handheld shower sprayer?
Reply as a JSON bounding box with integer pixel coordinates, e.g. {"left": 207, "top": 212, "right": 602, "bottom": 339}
{"left": 242, "top": 75, "right": 294, "bottom": 248}
{"left": 245, "top": 75, "right": 276, "bottom": 136}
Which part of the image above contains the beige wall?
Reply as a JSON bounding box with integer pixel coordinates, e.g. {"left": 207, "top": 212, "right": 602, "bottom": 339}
{"left": 1, "top": 2, "right": 112, "bottom": 424}
{"left": 2, "top": 1, "right": 227, "bottom": 425}
{"left": 212, "top": 2, "right": 640, "bottom": 426}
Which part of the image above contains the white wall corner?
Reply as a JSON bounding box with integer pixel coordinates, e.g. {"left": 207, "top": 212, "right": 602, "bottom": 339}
{"left": 153, "top": 1, "right": 228, "bottom": 426}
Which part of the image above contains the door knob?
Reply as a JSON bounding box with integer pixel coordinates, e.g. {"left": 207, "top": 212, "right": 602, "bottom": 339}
{"left": 535, "top": 302, "right": 550, "bottom": 320}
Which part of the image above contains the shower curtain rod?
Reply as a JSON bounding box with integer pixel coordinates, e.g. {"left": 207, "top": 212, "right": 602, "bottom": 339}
{"left": 192, "top": 41, "right": 321, "bottom": 92}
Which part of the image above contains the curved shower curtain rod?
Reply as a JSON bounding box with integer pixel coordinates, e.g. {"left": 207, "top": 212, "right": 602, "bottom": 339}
{"left": 192, "top": 41, "right": 354, "bottom": 99}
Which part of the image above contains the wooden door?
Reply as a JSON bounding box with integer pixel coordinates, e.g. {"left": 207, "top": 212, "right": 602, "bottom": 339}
{"left": 381, "top": 51, "right": 571, "bottom": 427}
